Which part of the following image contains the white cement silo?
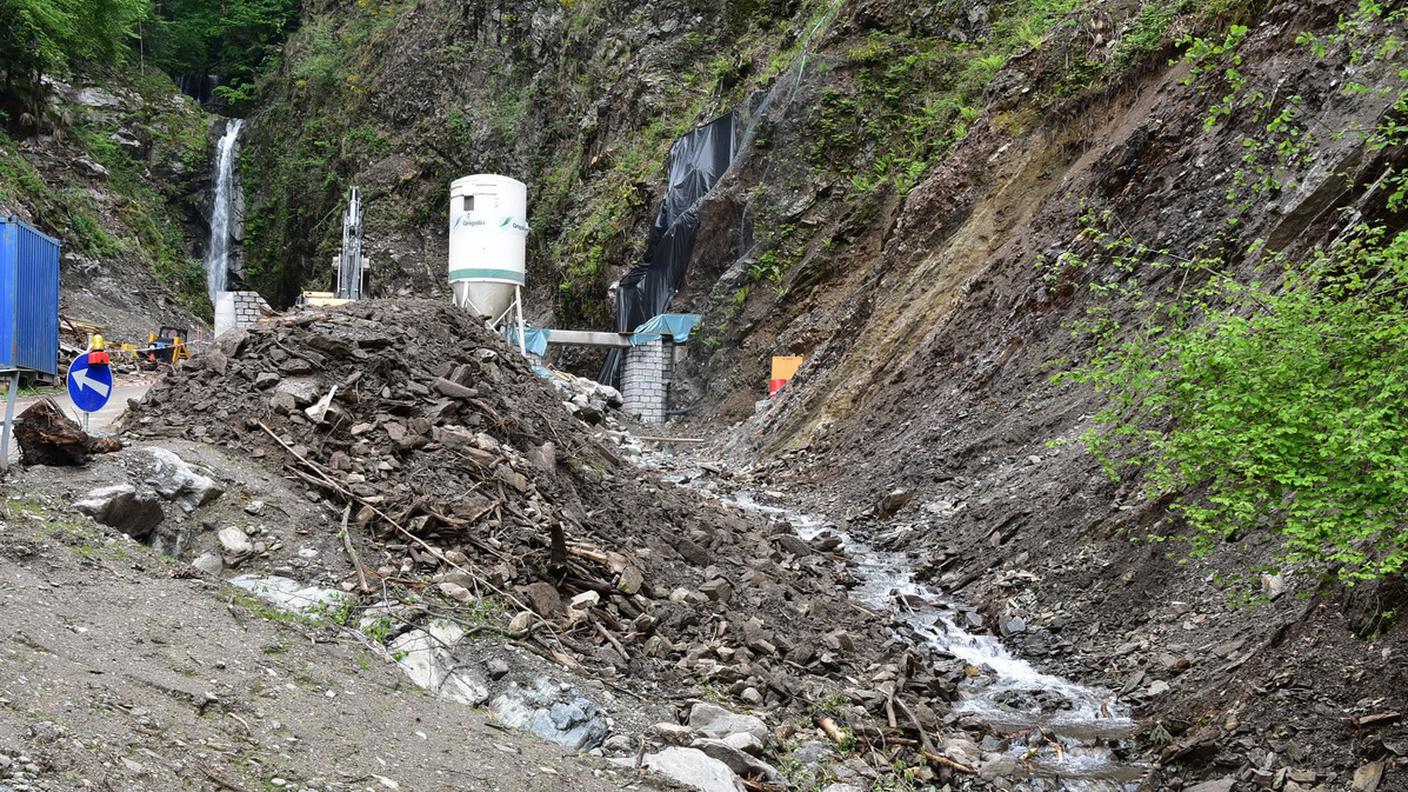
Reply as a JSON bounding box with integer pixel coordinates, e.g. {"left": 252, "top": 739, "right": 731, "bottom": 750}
{"left": 448, "top": 174, "right": 528, "bottom": 321}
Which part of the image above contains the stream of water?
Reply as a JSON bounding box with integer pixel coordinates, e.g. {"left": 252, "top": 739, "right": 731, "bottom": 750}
{"left": 205, "top": 118, "right": 242, "bottom": 300}
{"left": 723, "top": 491, "right": 1146, "bottom": 791}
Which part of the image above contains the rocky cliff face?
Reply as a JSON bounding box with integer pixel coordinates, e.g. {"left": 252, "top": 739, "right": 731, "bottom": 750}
{"left": 0, "top": 70, "right": 214, "bottom": 338}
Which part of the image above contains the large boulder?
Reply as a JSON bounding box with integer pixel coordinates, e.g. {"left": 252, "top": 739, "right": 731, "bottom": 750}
{"left": 73, "top": 484, "right": 164, "bottom": 540}
{"left": 688, "top": 702, "right": 769, "bottom": 744}
{"left": 144, "top": 448, "right": 223, "bottom": 511}
{"left": 488, "top": 678, "right": 608, "bottom": 751}
{"left": 387, "top": 622, "right": 490, "bottom": 707}
{"left": 691, "top": 738, "right": 786, "bottom": 785}
{"left": 618, "top": 747, "right": 744, "bottom": 792}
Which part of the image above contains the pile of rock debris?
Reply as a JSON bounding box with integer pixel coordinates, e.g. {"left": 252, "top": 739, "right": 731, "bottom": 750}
{"left": 122, "top": 300, "right": 981, "bottom": 789}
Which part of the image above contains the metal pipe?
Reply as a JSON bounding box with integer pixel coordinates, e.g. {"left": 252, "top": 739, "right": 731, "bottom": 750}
{"left": 1, "top": 371, "right": 19, "bottom": 471}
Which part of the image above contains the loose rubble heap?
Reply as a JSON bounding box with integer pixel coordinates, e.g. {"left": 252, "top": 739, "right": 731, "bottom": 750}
{"left": 123, "top": 300, "right": 989, "bottom": 788}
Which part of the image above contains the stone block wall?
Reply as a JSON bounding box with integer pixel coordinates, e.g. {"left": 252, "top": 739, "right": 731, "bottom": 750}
{"left": 214, "top": 291, "right": 273, "bottom": 337}
{"left": 623, "top": 339, "right": 668, "bottom": 423}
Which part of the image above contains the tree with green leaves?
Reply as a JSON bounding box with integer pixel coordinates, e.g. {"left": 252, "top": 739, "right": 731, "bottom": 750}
{"left": 145, "top": 0, "right": 299, "bottom": 107}
{"left": 0, "top": 0, "right": 149, "bottom": 123}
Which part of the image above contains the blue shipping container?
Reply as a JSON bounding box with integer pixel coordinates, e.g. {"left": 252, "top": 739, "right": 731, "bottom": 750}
{"left": 0, "top": 216, "right": 61, "bottom": 376}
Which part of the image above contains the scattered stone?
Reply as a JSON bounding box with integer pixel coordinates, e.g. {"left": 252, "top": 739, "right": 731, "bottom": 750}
{"left": 389, "top": 621, "right": 490, "bottom": 707}
{"left": 876, "top": 488, "right": 913, "bottom": 516}
{"left": 489, "top": 678, "right": 608, "bottom": 751}
{"left": 603, "top": 733, "right": 635, "bottom": 754}
{"left": 569, "top": 590, "right": 601, "bottom": 610}
{"left": 617, "top": 565, "right": 644, "bottom": 594}
{"left": 508, "top": 611, "right": 535, "bottom": 635}
{"left": 654, "top": 722, "right": 693, "bottom": 745}
{"left": 688, "top": 702, "right": 768, "bottom": 744}
{"left": 437, "top": 582, "right": 472, "bottom": 603}
{"left": 617, "top": 747, "right": 744, "bottom": 792}
{"left": 522, "top": 581, "right": 564, "bottom": 617}
{"left": 145, "top": 448, "right": 223, "bottom": 512}
{"left": 1185, "top": 779, "right": 1235, "bottom": 792}
{"left": 230, "top": 574, "right": 350, "bottom": 616}
{"left": 192, "top": 552, "right": 223, "bottom": 575}
{"left": 244, "top": 499, "right": 266, "bottom": 515}
{"left": 691, "top": 737, "right": 786, "bottom": 784}
{"left": 698, "top": 579, "right": 733, "bottom": 603}
{"left": 486, "top": 658, "right": 510, "bottom": 680}
{"left": 218, "top": 526, "right": 254, "bottom": 560}
{"left": 1352, "top": 761, "right": 1385, "bottom": 792}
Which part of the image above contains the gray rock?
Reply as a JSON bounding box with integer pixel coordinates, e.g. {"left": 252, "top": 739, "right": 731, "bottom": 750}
{"left": 691, "top": 738, "right": 785, "bottom": 784}
{"left": 192, "top": 552, "right": 223, "bottom": 575}
{"left": 274, "top": 377, "right": 322, "bottom": 406}
{"left": 1185, "top": 781, "right": 1235, "bottom": 792}
{"left": 437, "top": 581, "right": 472, "bottom": 602}
{"left": 75, "top": 87, "right": 128, "bottom": 108}
{"left": 486, "top": 658, "right": 510, "bottom": 680}
{"left": 602, "top": 733, "right": 635, "bottom": 755}
{"left": 720, "top": 732, "right": 764, "bottom": 756}
{"left": 876, "top": 488, "right": 913, "bottom": 516}
{"left": 230, "top": 574, "right": 350, "bottom": 615}
{"left": 218, "top": 526, "right": 254, "bottom": 559}
{"left": 489, "top": 677, "right": 609, "bottom": 751}
{"left": 389, "top": 622, "right": 489, "bottom": 706}
{"left": 73, "top": 484, "right": 163, "bottom": 540}
{"left": 615, "top": 747, "right": 743, "bottom": 792}
{"left": 75, "top": 158, "right": 108, "bottom": 178}
{"left": 688, "top": 702, "right": 768, "bottom": 744}
{"left": 653, "top": 722, "right": 693, "bottom": 745}
{"left": 145, "top": 448, "right": 223, "bottom": 512}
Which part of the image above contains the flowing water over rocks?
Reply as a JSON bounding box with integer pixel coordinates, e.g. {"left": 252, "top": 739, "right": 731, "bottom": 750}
{"left": 721, "top": 490, "right": 1147, "bottom": 791}
{"left": 204, "top": 117, "right": 242, "bottom": 299}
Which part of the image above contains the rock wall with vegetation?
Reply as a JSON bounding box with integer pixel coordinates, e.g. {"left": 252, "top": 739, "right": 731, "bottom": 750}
{"left": 0, "top": 69, "right": 214, "bottom": 332}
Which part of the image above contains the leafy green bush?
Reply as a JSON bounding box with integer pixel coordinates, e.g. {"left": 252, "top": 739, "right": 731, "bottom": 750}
{"left": 1058, "top": 1, "right": 1408, "bottom": 583}
{"left": 1060, "top": 224, "right": 1408, "bottom": 582}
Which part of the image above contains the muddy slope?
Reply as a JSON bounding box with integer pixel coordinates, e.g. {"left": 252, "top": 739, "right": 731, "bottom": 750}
{"left": 715, "top": 3, "right": 1407, "bottom": 788}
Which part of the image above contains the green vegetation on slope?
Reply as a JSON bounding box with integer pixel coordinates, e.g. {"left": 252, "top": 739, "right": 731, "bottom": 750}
{"left": 1057, "top": 2, "right": 1408, "bottom": 583}
{"left": 0, "top": 0, "right": 147, "bottom": 122}
{"left": 144, "top": 0, "right": 301, "bottom": 106}
{"left": 0, "top": 69, "right": 212, "bottom": 318}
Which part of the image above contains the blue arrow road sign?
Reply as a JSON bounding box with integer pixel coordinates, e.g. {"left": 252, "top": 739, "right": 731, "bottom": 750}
{"left": 67, "top": 354, "right": 113, "bottom": 414}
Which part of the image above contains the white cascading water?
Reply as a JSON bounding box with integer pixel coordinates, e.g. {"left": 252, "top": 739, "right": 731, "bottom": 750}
{"left": 723, "top": 491, "right": 1146, "bottom": 791}
{"left": 205, "top": 118, "right": 242, "bottom": 300}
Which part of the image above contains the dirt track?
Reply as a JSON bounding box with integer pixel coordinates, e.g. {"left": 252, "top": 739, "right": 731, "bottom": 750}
{"left": 0, "top": 488, "right": 670, "bottom": 792}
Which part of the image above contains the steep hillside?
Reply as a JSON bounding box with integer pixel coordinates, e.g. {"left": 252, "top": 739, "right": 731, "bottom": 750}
{"left": 0, "top": 68, "right": 213, "bottom": 339}
{"left": 236, "top": 0, "right": 1408, "bottom": 786}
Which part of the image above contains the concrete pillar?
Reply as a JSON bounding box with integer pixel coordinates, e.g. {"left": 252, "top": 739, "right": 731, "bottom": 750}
{"left": 623, "top": 339, "right": 667, "bottom": 424}
{"left": 215, "top": 291, "right": 273, "bottom": 336}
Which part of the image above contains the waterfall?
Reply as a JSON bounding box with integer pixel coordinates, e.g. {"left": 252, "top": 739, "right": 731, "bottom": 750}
{"left": 205, "top": 118, "right": 242, "bottom": 300}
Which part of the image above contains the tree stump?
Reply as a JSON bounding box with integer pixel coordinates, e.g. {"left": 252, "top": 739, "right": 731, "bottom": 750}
{"left": 16, "top": 399, "right": 94, "bottom": 466}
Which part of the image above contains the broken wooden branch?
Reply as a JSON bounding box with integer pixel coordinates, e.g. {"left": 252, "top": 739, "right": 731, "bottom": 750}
{"left": 340, "top": 503, "right": 371, "bottom": 593}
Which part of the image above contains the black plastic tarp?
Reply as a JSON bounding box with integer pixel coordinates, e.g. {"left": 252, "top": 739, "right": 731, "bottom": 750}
{"left": 599, "top": 112, "right": 737, "bottom": 386}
